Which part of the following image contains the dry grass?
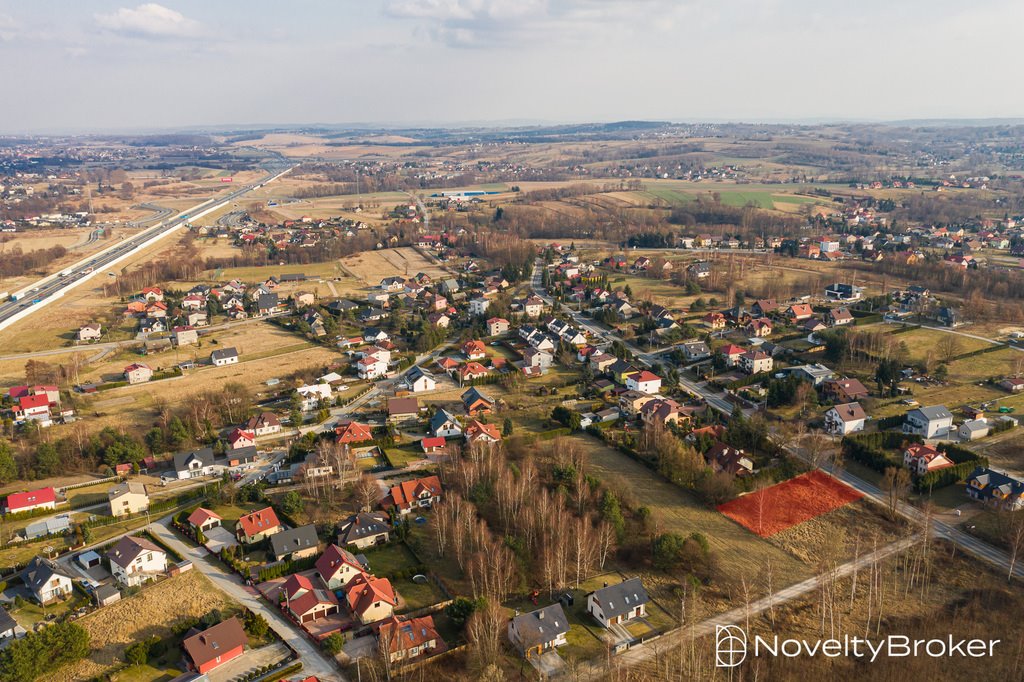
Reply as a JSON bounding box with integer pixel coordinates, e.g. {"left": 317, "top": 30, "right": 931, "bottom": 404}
{"left": 340, "top": 247, "right": 447, "bottom": 285}
{"left": 49, "top": 571, "right": 238, "bottom": 682}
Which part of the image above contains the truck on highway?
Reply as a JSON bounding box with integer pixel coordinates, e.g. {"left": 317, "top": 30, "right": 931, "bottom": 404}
{"left": 59, "top": 269, "right": 72, "bottom": 277}
{"left": 10, "top": 293, "right": 22, "bottom": 301}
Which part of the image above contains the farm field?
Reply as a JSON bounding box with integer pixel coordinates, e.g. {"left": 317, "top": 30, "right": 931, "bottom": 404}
{"left": 49, "top": 571, "right": 239, "bottom": 682}
{"left": 717, "top": 470, "right": 864, "bottom": 537}
{"left": 572, "top": 434, "right": 811, "bottom": 583}
{"left": 340, "top": 247, "right": 448, "bottom": 286}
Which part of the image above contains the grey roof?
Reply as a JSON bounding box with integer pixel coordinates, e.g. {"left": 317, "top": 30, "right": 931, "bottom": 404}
{"left": 210, "top": 347, "right": 238, "bottom": 362}
{"left": 407, "top": 365, "right": 434, "bottom": 382}
{"left": 590, "top": 578, "right": 649, "bottom": 619}
{"left": 24, "top": 514, "right": 72, "bottom": 540}
{"left": 106, "top": 536, "right": 164, "bottom": 569}
{"left": 270, "top": 524, "right": 319, "bottom": 558}
{"left": 511, "top": 603, "right": 570, "bottom": 647}
{"left": 23, "top": 556, "right": 73, "bottom": 592}
{"left": 0, "top": 605, "right": 16, "bottom": 634}
{"left": 912, "top": 405, "right": 952, "bottom": 421}
{"left": 338, "top": 513, "right": 391, "bottom": 545}
{"left": 429, "top": 409, "right": 460, "bottom": 432}
{"left": 173, "top": 447, "right": 215, "bottom": 473}
{"left": 461, "top": 387, "right": 493, "bottom": 406}
{"left": 257, "top": 293, "right": 279, "bottom": 309}
{"left": 109, "top": 481, "right": 147, "bottom": 501}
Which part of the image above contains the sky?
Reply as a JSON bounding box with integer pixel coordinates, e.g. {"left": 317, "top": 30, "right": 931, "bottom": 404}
{"left": 0, "top": 0, "right": 1020, "bottom": 132}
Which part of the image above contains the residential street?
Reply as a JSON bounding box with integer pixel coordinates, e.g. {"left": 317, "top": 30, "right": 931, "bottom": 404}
{"left": 149, "top": 519, "right": 345, "bottom": 681}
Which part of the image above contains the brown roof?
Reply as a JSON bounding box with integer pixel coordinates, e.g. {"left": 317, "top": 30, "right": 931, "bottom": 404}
{"left": 379, "top": 614, "right": 441, "bottom": 654}
{"left": 183, "top": 617, "right": 247, "bottom": 669}
{"left": 387, "top": 397, "right": 420, "bottom": 416}
{"left": 106, "top": 535, "right": 164, "bottom": 569}
{"left": 830, "top": 402, "right": 866, "bottom": 422}
{"left": 237, "top": 507, "right": 281, "bottom": 538}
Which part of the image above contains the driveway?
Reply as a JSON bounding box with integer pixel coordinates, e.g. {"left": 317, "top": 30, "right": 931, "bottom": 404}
{"left": 528, "top": 650, "right": 566, "bottom": 677}
{"left": 342, "top": 634, "right": 378, "bottom": 661}
{"left": 148, "top": 519, "right": 345, "bottom": 681}
{"left": 208, "top": 641, "right": 290, "bottom": 682}
{"left": 204, "top": 526, "right": 238, "bottom": 554}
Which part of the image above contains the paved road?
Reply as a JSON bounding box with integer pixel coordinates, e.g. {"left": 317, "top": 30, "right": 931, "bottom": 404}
{"left": 604, "top": 534, "right": 923, "bottom": 676}
{"left": 0, "top": 165, "right": 291, "bottom": 330}
{"left": 150, "top": 519, "right": 344, "bottom": 681}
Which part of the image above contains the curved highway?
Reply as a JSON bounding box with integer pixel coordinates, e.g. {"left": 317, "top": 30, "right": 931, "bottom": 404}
{"left": 0, "top": 165, "right": 293, "bottom": 331}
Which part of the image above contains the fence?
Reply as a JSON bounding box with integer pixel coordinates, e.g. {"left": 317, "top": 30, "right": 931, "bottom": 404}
{"left": 57, "top": 476, "right": 121, "bottom": 494}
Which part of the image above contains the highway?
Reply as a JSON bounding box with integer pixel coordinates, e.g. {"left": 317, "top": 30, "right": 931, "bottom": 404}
{"left": 0, "top": 165, "right": 293, "bottom": 332}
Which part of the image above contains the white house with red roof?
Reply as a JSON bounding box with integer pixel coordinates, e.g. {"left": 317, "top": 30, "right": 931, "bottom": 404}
{"left": 345, "top": 572, "right": 398, "bottom": 624}
{"left": 141, "top": 287, "right": 164, "bottom": 302}
{"left": 236, "top": 507, "right": 282, "bottom": 544}
{"left": 316, "top": 544, "right": 365, "bottom": 589}
{"left": 903, "top": 444, "right": 955, "bottom": 476}
{"left": 625, "top": 370, "right": 662, "bottom": 394}
{"left": 227, "top": 428, "right": 256, "bottom": 450}
{"left": 13, "top": 393, "right": 51, "bottom": 422}
{"left": 718, "top": 344, "right": 745, "bottom": 367}
{"left": 187, "top": 507, "right": 223, "bottom": 533}
{"left": 124, "top": 363, "right": 153, "bottom": 385}
{"left": 486, "top": 317, "right": 510, "bottom": 336}
{"left": 283, "top": 573, "right": 339, "bottom": 624}
{"left": 4, "top": 487, "right": 56, "bottom": 514}
{"left": 382, "top": 476, "right": 442, "bottom": 515}
{"left": 461, "top": 340, "right": 487, "bottom": 361}
{"left": 464, "top": 420, "right": 502, "bottom": 446}
{"left": 335, "top": 420, "right": 374, "bottom": 445}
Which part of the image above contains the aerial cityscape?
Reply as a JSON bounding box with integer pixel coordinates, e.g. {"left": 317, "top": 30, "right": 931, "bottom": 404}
{"left": 0, "top": 2, "right": 1021, "bottom": 682}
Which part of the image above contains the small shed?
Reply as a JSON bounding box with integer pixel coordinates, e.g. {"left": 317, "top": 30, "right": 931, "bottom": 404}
{"left": 94, "top": 584, "right": 121, "bottom": 607}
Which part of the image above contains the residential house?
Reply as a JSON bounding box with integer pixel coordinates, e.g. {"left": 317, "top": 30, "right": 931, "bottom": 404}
{"left": 245, "top": 412, "right": 282, "bottom": 437}
{"left": 270, "top": 524, "right": 320, "bottom": 562}
{"left": 22, "top": 556, "right": 74, "bottom": 604}
{"left": 704, "top": 442, "right": 755, "bottom": 476}
{"left": 903, "top": 444, "right": 954, "bottom": 476}
{"left": 77, "top": 323, "right": 102, "bottom": 341}
{"left": 825, "top": 283, "right": 863, "bottom": 301}
{"left": 680, "top": 341, "right": 711, "bottom": 362}
{"left": 404, "top": 366, "right": 436, "bottom": 393}
{"left": 124, "top": 363, "right": 153, "bottom": 384}
{"left": 787, "top": 363, "right": 835, "bottom": 386}
{"left": 183, "top": 617, "right": 247, "bottom": 675}
{"left": 826, "top": 307, "right": 855, "bottom": 326}
{"left": 508, "top": 603, "right": 570, "bottom": 659}
{"left": 589, "top": 352, "right": 617, "bottom": 373}
{"left": 640, "top": 398, "right": 683, "bottom": 428}
{"left": 378, "top": 614, "right": 443, "bottom": 664}
{"left": 108, "top": 482, "right": 149, "bottom": 518}
{"left": 740, "top": 351, "right": 773, "bottom": 375}
{"left": 107, "top": 535, "right": 167, "bottom": 587}
{"left": 457, "top": 362, "right": 490, "bottom": 383}
{"left": 823, "top": 378, "right": 870, "bottom": 403}
{"left": 464, "top": 420, "right": 502, "bottom": 446}
{"left": 335, "top": 420, "right": 374, "bottom": 445}
{"left": 173, "top": 447, "right": 218, "bottom": 479}
{"left": 4, "top": 487, "right": 56, "bottom": 515}
{"left": 625, "top": 370, "right": 662, "bottom": 394}
{"left": 587, "top": 578, "right": 649, "bottom": 628}
{"left": 461, "top": 387, "right": 494, "bottom": 416}
{"left": 619, "top": 390, "right": 655, "bottom": 418}
{"left": 702, "top": 312, "right": 726, "bottom": 330}
{"left": 486, "top": 317, "right": 510, "bottom": 336}
{"left": 13, "top": 393, "right": 51, "bottom": 422}
{"left": 357, "top": 351, "right": 390, "bottom": 380}
{"left": 999, "top": 378, "right": 1024, "bottom": 393}
{"left": 382, "top": 475, "right": 442, "bottom": 514}
{"left": 345, "top": 572, "right": 398, "bottom": 624}
{"left": 462, "top": 340, "right": 487, "bottom": 361}
{"left": 317, "top": 544, "right": 367, "bottom": 589}
{"left": 746, "top": 318, "right": 773, "bottom": 337}
{"left": 236, "top": 507, "right": 282, "bottom": 544}
{"left": 429, "top": 409, "right": 462, "bottom": 438}
{"left": 387, "top": 397, "right": 421, "bottom": 423}
{"left": 719, "top": 344, "right": 745, "bottom": 367}
{"left": 172, "top": 326, "right": 199, "bottom": 346}
{"left": 0, "top": 606, "right": 19, "bottom": 641}
{"left": 283, "top": 573, "right": 339, "bottom": 623}
{"left": 751, "top": 299, "right": 779, "bottom": 317}
{"left": 296, "top": 383, "right": 333, "bottom": 411}
{"left": 903, "top": 405, "right": 954, "bottom": 439}
{"left": 824, "top": 402, "right": 867, "bottom": 436}
{"left": 786, "top": 304, "right": 814, "bottom": 322}
{"left": 337, "top": 513, "right": 391, "bottom": 550}
{"left": 228, "top": 428, "right": 256, "bottom": 450}
{"left": 965, "top": 467, "right": 1024, "bottom": 510}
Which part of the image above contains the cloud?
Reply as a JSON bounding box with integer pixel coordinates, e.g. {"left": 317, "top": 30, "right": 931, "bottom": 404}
{"left": 0, "top": 14, "right": 18, "bottom": 42}
{"left": 95, "top": 3, "right": 204, "bottom": 39}
{"left": 383, "top": 0, "right": 718, "bottom": 47}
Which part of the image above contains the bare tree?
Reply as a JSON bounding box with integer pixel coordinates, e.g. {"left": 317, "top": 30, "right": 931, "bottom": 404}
{"left": 882, "top": 467, "right": 911, "bottom": 521}
{"left": 353, "top": 474, "right": 380, "bottom": 512}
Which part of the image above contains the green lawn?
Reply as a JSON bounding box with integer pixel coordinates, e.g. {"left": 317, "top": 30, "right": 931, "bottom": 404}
{"left": 362, "top": 542, "right": 421, "bottom": 577}
{"left": 394, "top": 577, "right": 445, "bottom": 612}
{"left": 384, "top": 447, "right": 427, "bottom": 468}
{"left": 11, "top": 590, "right": 90, "bottom": 628}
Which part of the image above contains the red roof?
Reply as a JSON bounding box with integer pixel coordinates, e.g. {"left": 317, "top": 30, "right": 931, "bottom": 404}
{"left": 384, "top": 476, "right": 442, "bottom": 511}
{"left": 228, "top": 428, "right": 255, "bottom": 445}
{"left": 631, "top": 370, "right": 661, "bottom": 383}
{"left": 345, "top": 573, "right": 397, "bottom": 616}
{"left": 187, "top": 507, "right": 222, "bottom": 527}
{"left": 18, "top": 394, "right": 49, "bottom": 411}
{"left": 465, "top": 420, "right": 501, "bottom": 442}
{"left": 5, "top": 486, "right": 56, "bottom": 512}
{"left": 237, "top": 507, "right": 280, "bottom": 538}
{"left": 462, "top": 340, "right": 486, "bottom": 356}
{"left": 335, "top": 421, "right": 373, "bottom": 444}
{"left": 378, "top": 614, "right": 441, "bottom": 655}
{"left": 720, "top": 344, "right": 745, "bottom": 356}
{"left": 315, "top": 544, "right": 362, "bottom": 582}
{"left": 420, "top": 437, "right": 446, "bottom": 450}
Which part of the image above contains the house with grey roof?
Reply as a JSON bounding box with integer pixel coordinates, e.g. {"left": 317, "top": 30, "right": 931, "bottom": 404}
{"left": 586, "top": 577, "right": 649, "bottom": 628}
{"left": 173, "top": 447, "right": 217, "bottom": 479}
{"left": 903, "top": 405, "right": 953, "bottom": 439}
{"left": 270, "top": 524, "right": 320, "bottom": 562}
{"left": 966, "top": 467, "right": 1024, "bottom": 510}
{"left": 508, "top": 603, "right": 570, "bottom": 658}
{"left": 337, "top": 512, "right": 391, "bottom": 549}
{"left": 429, "top": 409, "right": 462, "bottom": 438}
{"left": 22, "top": 556, "right": 74, "bottom": 604}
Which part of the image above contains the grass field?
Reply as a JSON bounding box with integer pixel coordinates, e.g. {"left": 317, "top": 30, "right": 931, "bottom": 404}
{"left": 340, "top": 247, "right": 448, "bottom": 285}
{"left": 570, "top": 434, "right": 810, "bottom": 584}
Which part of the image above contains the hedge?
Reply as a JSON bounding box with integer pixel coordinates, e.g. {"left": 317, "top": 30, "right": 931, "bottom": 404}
{"left": 914, "top": 461, "right": 985, "bottom": 493}
{"left": 840, "top": 431, "right": 922, "bottom": 473}
{"left": 139, "top": 529, "right": 184, "bottom": 563}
